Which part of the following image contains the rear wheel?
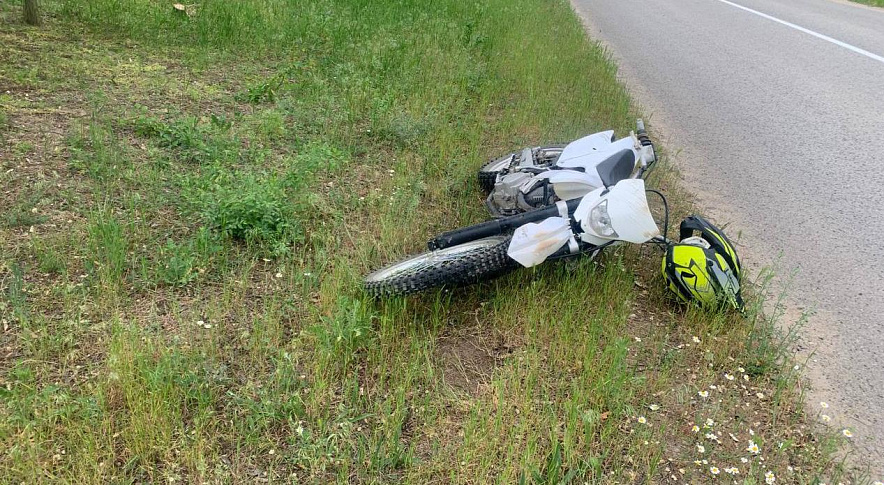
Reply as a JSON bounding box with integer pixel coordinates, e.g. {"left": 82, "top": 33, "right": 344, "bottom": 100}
{"left": 365, "top": 236, "right": 516, "bottom": 297}
{"left": 478, "top": 155, "right": 515, "bottom": 193}
{"left": 477, "top": 145, "right": 567, "bottom": 193}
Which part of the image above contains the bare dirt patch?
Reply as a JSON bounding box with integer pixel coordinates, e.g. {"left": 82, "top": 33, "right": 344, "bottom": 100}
{"left": 435, "top": 325, "right": 513, "bottom": 396}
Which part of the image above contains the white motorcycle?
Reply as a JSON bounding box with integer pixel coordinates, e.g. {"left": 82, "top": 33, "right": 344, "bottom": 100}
{"left": 478, "top": 120, "right": 657, "bottom": 217}
{"left": 364, "top": 143, "right": 670, "bottom": 296}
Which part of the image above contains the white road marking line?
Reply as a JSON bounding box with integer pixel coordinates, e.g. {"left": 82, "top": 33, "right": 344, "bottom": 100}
{"left": 713, "top": 0, "right": 884, "bottom": 65}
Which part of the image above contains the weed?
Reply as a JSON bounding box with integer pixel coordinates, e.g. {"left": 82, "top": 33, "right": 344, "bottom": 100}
{"left": 255, "top": 109, "right": 287, "bottom": 143}
{"left": 1, "top": 183, "right": 48, "bottom": 228}
{"left": 132, "top": 114, "right": 241, "bottom": 165}
{"left": 520, "top": 441, "right": 585, "bottom": 484}
{"left": 189, "top": 169, "right": 301, "bottom": 253}
{"left": 33, "top": 238, "right": 68, "bottom": 275}
{"left": 2, "top": 261, "right": 28, "bottom": 322}
{"left": 154, "top": 228, "right": 222, "bottom": 287}
{"left": 237, "top": 73, "right": 286, "bottom": 103}
{"left": 134, "top": 115, "right": 202, "bottom": 150}
{"left": 104, "top": 325, "right": 223, "bottom": 476}
{"left": 85, "top": 210, "right": 129, "bottom": 292}
{"left": 309, "top": 297, "right": 374, "bottom": 376}
{"left": 68, "top": 119, "right": 129, "bottom": 181}
{"left": 0, "top": 202, "right": 47, "bottom": 228}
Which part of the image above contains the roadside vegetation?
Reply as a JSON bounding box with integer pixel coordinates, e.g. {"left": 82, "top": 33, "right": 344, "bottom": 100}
{"left": 0, "top": 0, "right": 870, "bottom": 482}
{"left": 851, "top": 0, "right": 884, "bottom": 8}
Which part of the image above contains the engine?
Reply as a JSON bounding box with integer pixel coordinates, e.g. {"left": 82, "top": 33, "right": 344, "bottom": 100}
{"left": 487, "top": 172, "right": 557, "bottom": 217}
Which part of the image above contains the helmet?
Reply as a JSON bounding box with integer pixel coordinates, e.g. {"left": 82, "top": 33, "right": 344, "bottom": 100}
{"left": 662, "top": 216, "right": 743, "bottom": 309}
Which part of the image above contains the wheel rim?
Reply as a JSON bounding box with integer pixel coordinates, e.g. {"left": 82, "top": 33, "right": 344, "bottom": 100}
{"left": 366, "top": 236, "right": 508, "bottom": 282}
{"left": 481, "top": 156, "right": 514, "bottom": 173}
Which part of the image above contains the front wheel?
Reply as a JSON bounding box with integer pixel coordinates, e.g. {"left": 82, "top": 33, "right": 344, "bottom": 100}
{"left": 364, "top": 236, "right": 516, "bottom": 297}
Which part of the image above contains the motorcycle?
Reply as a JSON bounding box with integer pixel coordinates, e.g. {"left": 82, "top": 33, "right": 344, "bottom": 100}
{"left": 364, "top": 137, "right": 671, "bottom": 297}
{"left": 478, "top": 120, "right": 657, "bottom": 217}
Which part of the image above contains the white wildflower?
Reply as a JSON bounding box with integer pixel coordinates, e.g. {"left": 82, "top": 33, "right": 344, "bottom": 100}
{"left": 746, "top": 441, "right": 760, "bottom": 454}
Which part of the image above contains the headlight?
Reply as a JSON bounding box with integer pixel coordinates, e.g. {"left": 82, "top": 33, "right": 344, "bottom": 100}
{"left": 589, "top": 200, "right": 618, "bottom": 238}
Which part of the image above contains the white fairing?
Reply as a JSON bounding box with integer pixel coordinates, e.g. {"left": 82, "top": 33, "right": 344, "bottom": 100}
{"left": 574, "top": 179, "right": 660, "bottom": 244}
{"left": 556, "top": 131, "right": 615, "bottom": 167}
{"left": 507, "top": 216, "right": 573, "bottom": 268}
{"left": 556, "top": 136, "right": 638, "bottom": 172}
{"left": 521, "top": 170, "right": 601, "bottom": 200}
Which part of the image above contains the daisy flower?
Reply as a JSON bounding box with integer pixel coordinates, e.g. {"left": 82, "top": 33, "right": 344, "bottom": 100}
{"left": 692, "top": 425, "right": 700, "bottom": 433}
{"left": 820, "top": 401, "right": 829, "bottom": 409}
{"left": 710, "top": 466, "right": 720, "bottom": 475}
{"left": 697, "top": 444, "right": 705, "bottom": 453}
{"left": 724, "top": 373, "right": 735, "bottom": 381}
{"left": 842, "top": 429, "right": 853, "bottom": 438}
{"left": 648, "top": 404, "right": 660, "bottom": 411}
{"left": 693, "top": 336, "right": 701, "bottom": 343}
{"left": 765, "top": 470, "right": 776, "bottom": 484}
{"left": 738, "top": 366, "right": 745, "bottom": 373}
{"left": 637, "top": 416, "right": 647, "bottom": 424}
{"left": 746, "top": 440, "right": 760, "bottom": 454}
{"left": 699, "top": 390, "right": 709, "bottom": 398}
{"left": 740, "top": 457, "right": 749, "bottom": 463}
{"left": 705, "top": 418, "right": 715, "bottom": 427}
{"left": 821, "top": 414, "right": 831, "bottom": 423}
{"left": 724, "top": 467, "right": 739, "bottom": 475}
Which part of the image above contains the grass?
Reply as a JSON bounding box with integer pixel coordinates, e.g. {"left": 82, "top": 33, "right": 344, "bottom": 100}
{"left": 0, "top": 0, "right": 873, "bottom": 482}
{"left": 851, "top": 0, "right": 884, "bottom": 7}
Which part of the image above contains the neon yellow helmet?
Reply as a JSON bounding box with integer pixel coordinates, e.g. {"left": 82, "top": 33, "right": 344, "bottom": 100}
{"left": 662, "top": 216, "right": 743, "bottom": 310}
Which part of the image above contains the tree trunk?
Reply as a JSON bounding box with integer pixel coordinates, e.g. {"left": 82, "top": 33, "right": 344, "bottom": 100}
{"left": 23, "top": 0, "right": 41, "bottom": 26}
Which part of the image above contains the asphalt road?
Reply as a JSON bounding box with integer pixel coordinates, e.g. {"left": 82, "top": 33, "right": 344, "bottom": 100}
{"left": 571, "top": 0, "right": 884, "bottom": 471}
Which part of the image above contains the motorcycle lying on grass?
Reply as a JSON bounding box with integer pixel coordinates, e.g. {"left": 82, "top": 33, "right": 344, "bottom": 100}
{"left": 364, "top": 149, "right": 670, "bottom": 297}
{"left": 364, "top": 119, "right": 744, "bottom": 310}
{"left": 478, "top": 120, "right": 657, "bottom": 217}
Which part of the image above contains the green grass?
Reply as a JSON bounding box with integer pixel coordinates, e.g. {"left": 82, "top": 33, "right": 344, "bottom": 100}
{"left": 851, "top": 0, "right": 884, "bottom": 7}
{"left": 0, "top": 0, "right": 870, "bottom": 482}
